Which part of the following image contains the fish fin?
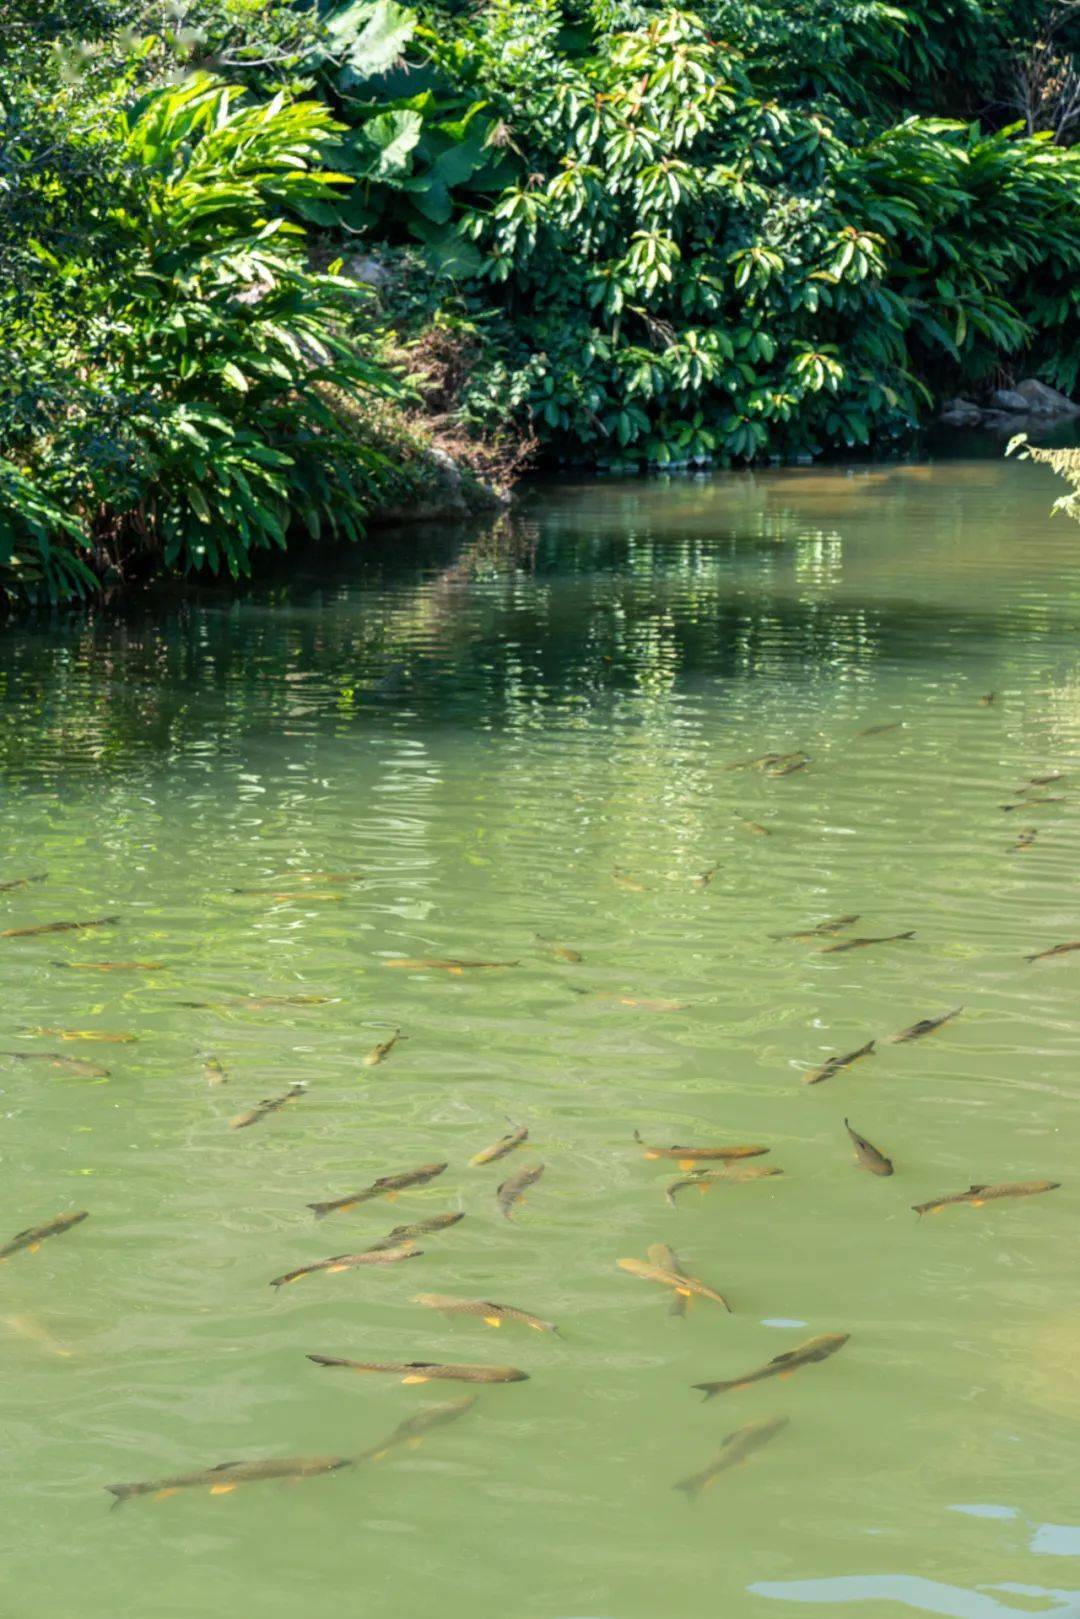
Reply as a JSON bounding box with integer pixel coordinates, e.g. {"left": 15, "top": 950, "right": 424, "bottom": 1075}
{"left": 777, "top": 1370, "right": 794, "bottom": 1380}
{"left": 153, "top": 1489, "right": 177, "bottom": 1502}
{"left": 769, "top": 1350, "right": 797, "bottom": 1365}
{"left": 209, "top": 1483, "right": 237, "bottom": 1495}
{"left": 632, "top": 1130, "right": 643, "bottom": 1143}
{"left": 209, "top": 1462, "right": 244, "bottom": 1472}
{"left": 27, "top": 1242, "right": 40, "bottom": 1254}
{"left": 402, "top": 1374, "right": 429, "bottom": 1384}
{"left": 645, "top": 1151, "right": 660, "bottom": 1160}
{"left": 370, "top": 1449, "right": 390, "bottom": 1463}
{"left": 325, "top": 1264, "right": 350, "bottom": 1274}
{"left": 385, "top": 1192, "right": 398, "bottom": 1203}
{"left": 678, "top": 1158, "right": 695, "bottom": 1171}
{"left": 970, "top": 1198, "right": 986, "bottom": 1207}
{"left": 406, "top": 1437, "right": 424, "bottom": 1450}
{"left": 675, "top": 1285, "right": 693, "bottom": 1297}
{"left": 483, "top": 1316, "right": 502, "bottom": 1328}
{"left": 968, "top": 1184, "right": 989, "bottom": 1193}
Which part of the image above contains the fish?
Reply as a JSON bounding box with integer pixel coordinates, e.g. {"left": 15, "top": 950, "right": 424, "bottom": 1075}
{"left": 765, "top": 756, "right": 809, "bottom": 776}
{"left": 673, "top": 1415, "right": 789, "bottom": 1497}
{"left": 617, "top": 1256, "right": 731, "bottom": 1311}
{"left": 741, "top": 822, "right": 771, "bottom": 837}
{"left": 770, "top": 915, "right": 859, "bottom": 941}
{"left": 365, "top": 1211, "right": 465, "bottom": 1251}
{"left": 912, "top": 1180, "right": 1060, "bottom": 1216}
{"left": 728, "top": 751, "right": 806, "bottom": 773}
{"left": 612, "top": 995, "right": 688, "bottom": 1012}
{"left": 886, "top": 1007, "right": 962, "bottom": 1044}
{"left": 359, "top": 1395, "right": 476, "bottom": 1462}
{"left": 412, "top": 1294, "right": 558, "bottom": 1334}
{"left": 819, "top": 931, "right": 915, "bottom": 954}
{"left": 647, "top": 1242, "right": 689, "bottom": 1317}
{"left": 633, "top": 1130, "right": 769, "bottom": 1168}
{"left": 270, "top": 1242, "right": 420, "bottom": 1287}
{"left": 612, "top": 869, "right": 648, "bottom": 892}
{"left": 692, "top": 866, "right": 721, "bottom": 885}
{"left": 857, "top": 723, "right": 902, "bottom": 737}
{"left": 1, "top": 916, "right": 118, "bottom": 939}
{"left": 536, "top": 935, "right": 583, "bottom": 962}
{"left": 177, "top": 995, "right": 331, "bottom": 1010}
{"left": 1001, "top": 798, "right": 1064, "bottom": 811}
{"left": 52, "top": 961, "right": 163, "bottom": 973}
{"left": 230, "top": 888, "right": 343, "bottom": 902}
{"left": 1028, "top": 772, "right": 1063, "bottom": 786}
{"left": 1, "top": 1313, "right": 74, "bottom": 1358}
{"left": 1026, "top": 941, "right": 1080, "bottom": 963}
{"left": 382, "top": 958, "right": 518, "bottom": 972}
{"left": 4, "top": 1051, "right": 110, "bottom": 1079}
{"left": 0, "top": 1210, "right": 88, "bottom": 1261}
{"left": 844, "top": 1118, "right": 893, "bottom": 1176}
{"left": 308, "top": 1162, "right": 448, "bottom": 1219}
{"left": 274, "top": 872, "right": 364, "bottom": 885}
{"left": 801, "top": 1040, "right": 875, "bottom": 1086}
{"left": 665, "top": 1166, "right": 782, "bottom": 1204}
{"left": 978, "top": 692, "right": 996, "bottom": 706}
{"left": 470, "top": 1124, "right": 528, "bottom": 1166}
{"left": 106, "top": 1454, "right": 352, "bottom": 1504}
{"left": 28, "top": 1028, "right": 136, "bottom": 1043}
{"left": 229, "top": 1082, "right": 305, "bottom": 1131}
{"left": 0, "top": 873, "right": 47, "bottom": 891}
{"left": 308, "top": 1356, "right": 528, "bottom": 1384}
{"left": 362, "top": 1030, "right": 405, "bottom": 1067}
{"left": 496, "top": 1163, "right": 545, "bottom": 1219}
{"left": 1012, "top": 827, "right": 1038, "bottom": 851}
{"left": 203, "top": 1057, "right": 227, "bottom": 1086}
{"left": 693, "top": 1332, "right": 849, "bottom": 1398}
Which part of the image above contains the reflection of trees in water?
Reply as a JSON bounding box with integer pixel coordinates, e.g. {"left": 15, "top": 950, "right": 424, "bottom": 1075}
{"left": 0, "top": 469, "right": 1077, "bottom": 784}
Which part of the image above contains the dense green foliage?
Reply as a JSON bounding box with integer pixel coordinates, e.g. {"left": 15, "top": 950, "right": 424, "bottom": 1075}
{"left": 2, "top": 0, "right": 1080, "bottom": 600}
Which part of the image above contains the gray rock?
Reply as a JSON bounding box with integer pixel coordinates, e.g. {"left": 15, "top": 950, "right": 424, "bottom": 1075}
{"left": 342, "top": 253, "right": 392, "bottom": 288}
{"left": 940, "top": 398, "right": 983, "bottom": 427}
{"left": 989, "top": 388, "right": 1030, "bottom": 412}
{"left": 1013, "top": 378, "right": 1080, "bottom": 417}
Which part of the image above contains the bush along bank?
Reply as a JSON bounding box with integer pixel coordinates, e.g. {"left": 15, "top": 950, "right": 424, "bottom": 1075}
{"left": 2, "top": 0, "right": 1080, "bottom": 603}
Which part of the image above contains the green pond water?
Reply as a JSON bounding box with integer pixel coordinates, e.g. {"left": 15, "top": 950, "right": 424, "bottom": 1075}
{"left": 4, "top": 455, "right": 1080, "bottom": 1619}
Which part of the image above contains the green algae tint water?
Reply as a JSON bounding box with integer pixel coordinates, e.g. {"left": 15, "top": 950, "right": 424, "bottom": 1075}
{"left": 2, "top": 453, "right": 1080, "bottom": 1619}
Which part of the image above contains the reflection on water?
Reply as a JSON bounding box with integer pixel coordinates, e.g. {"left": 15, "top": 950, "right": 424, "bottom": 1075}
{"left": 3, "top": 455, "right": 1080, "bottom": 1619}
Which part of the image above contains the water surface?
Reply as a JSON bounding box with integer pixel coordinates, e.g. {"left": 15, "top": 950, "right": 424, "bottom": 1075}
{"left": 3, "top": 456, "right": 1080, "bottom": 1619}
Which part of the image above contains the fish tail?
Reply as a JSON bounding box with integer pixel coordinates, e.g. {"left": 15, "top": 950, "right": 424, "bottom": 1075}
{"left": 307, "top": 1202, "right": 331, "bottom": 1219}
{"left": 898, "top": 931, "right": 915, "bottom": 940}
{"left": 672, "top": 1479, "right": 698, "bottom": 1498}
{"left": 105, "top": 1483, "right": 135, "bottom": 1505}
{"left": 692, "top": 1381, "right": 727, "bottom": 1400}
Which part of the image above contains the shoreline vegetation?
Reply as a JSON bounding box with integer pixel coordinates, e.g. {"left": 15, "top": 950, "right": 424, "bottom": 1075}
{"left": 2, "top": 0, "right": 1080, "bottom": 606}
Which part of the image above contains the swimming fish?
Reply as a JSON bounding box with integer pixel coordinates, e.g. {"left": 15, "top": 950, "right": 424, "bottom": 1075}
{"left": 1, "top": 916, "right": 118, "bottom": 938}
{"left": 978, "top": 692, "right": 996, "bottom": 706}
{"left": 470, "top": 1124, "right": 528, "bottom": 1166}
{"left": 496, "top": 1163, "right": 545, "bottom": 1219}
{"left": 383, "top": 959, "right": 518, "bottom": 972}
{"left": 844, "top": 1119, "right": 893, "bottom": 1176}
{"left": 106, "top": 1454, "right": 352, "bottom": 1504}
{"left": 646, "top": 1242, "right": 689, "bottom": 1317}
{"left": 617, "top": 1256, "right": 731, "bottom": 1310}
{"left": 611, "top": 995, "right": 688, "bottom": 1012}
{"left": 0, "top": 873, "right": 47, "bottom": 892}
{"left": 765, "top": 756, "right": 809, "bottom": 776}
{"left": 673, "top": 1415, "right": 789, "bottom": 1497}
{"left": 740, "top": 822, "right": 771, "bottom": 837}
{"left": 52, "top": 961, "right": 163, "bottom": 973}
{"left": 727, "top": 752, "right": 786, "bottom": 771}
{"left": 633, "top": 1131, "right": 769, "bottom": 1168}
{"left": 802, "top": 1040, "right": 875, "bottom": 1086}
{"left": 819, "top": 931, "right": 915, "bottom": 954}
{"left": 612, "top": 870, "right": 648, "bottom": 892}
{"left": 536, "top": 935, "right": 583, "bottom": 962}
{"left": 230, "top": 888, "right": 343, "bottom": 902}
{"left": 365, "top": 1211, "right": 464, "bottom": 1251}
{"left": 912, "top": 1180, "right": 1060, "bottom": 1215}
{"left": 308, "top": 1357, "right": 528, "bottom": 1384}
{"left": 270, "top": 1242, "right": 420, "bottom": 1287}
{"left": 28, "top": 1028, "right": 136, "bottom": 1044}
{"left": 886, "top": 1007, "right": 962, "bottom": 1044}
{"left": 0, "top": 1210, "right": 88, "bottom": 1261}
{"left": 1001, "top": 799, "right": 1063, "bottom": 812}
{"left": 693, "top": 1333, "right": 849, "bottom": 1398}
{"left": 692, "top": 866, "right": 721, "bottom": 886}
{"left": 276, "top": 872, "right": 364, "bottom": 885}
{"left": 770, "top": 915, "right": 859, "bottom": 941}
{"left": 203, "top": 1057, "right": 227, "bottom": 1086}
{"left": 229, "top": 1083, "right": 305, "bottom": 1131}
{"left": 308, "top": 1162, "right": 448, "bottom": 1219}
{"left": 1012, "top": 828, "right": 1038, "bottom": 851}
{"left": 412, "top": 1294, "right": 558, "bottom": 1333}
{"left": 665, "top": 1166, "right": 782, "bottom": 1204}
{"left": 1027, "top": 772, "right": 1063, "bottom": 786}
{"left": 359, "top": 1395, "right": 476, "bottom": 1462}
{"left": 1, "top": 1313, "right": 74, "bottom": 1358}
{"left": 5, "top": 1051, "right": 110, "bottom": 1079}
{"left": 857, "top": 723, "right": 902, "bottom": 737}
{"left": 178, "top": 996, "right": 331, "bottom": 1010}
{"left": 1025, "top": 941, "right": 1080, "bottom": 964}
{"left": 362, "top": 1030, "right": 405, "bottom": 1067}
